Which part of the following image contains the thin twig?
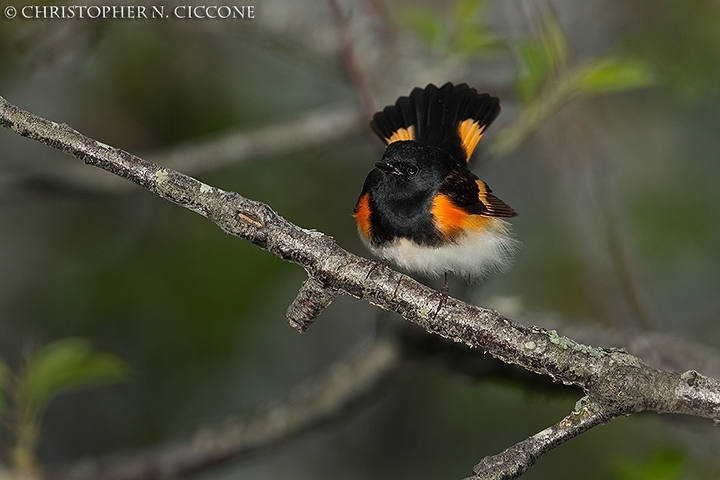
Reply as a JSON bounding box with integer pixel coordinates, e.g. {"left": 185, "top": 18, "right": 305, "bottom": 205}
{"left": 57, "top": 335, "right": 402, "bottom": 480}
{"left": 467, "top": 401, "right": 615, "bottom": 480}
{"left": 152, "top": 103, "right": 362, "bottom": 175}
{"left": 329, "top": 0, "right": 376, "bottom": 121}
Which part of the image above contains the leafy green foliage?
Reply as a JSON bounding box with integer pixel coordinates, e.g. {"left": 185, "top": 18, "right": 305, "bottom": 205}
{"left": 2, "top": 338, "right": 130, "bottom": 470}
{"left": 577, "top": 56, "right": 656, "bottom": 94}
{"left": 515, "top": 6, "right": 654, "bottom": 104}
{"left": 399, "top": 6, "right": 447, "bottom": 49}
{"left": 614, "top": 449, "right": 685, "bottom": 480}
{"left": 516, "top": 9, "right": 569, "bottom": 103}
{"left": 492, "top": 7, "right": 656, "bottom": 157}
{"left": 20, "top": 338, "right": 130, "bottom": 413}
{"left": 450, "top": 0, "right": 500, "bottom": 55}
{"left": 395, "top": 0, "right": 500, "bottom": 56}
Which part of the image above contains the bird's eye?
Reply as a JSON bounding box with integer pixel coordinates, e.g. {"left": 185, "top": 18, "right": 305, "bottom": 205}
{"left": 407, "top": 165, "right": 419, "bottom": 175}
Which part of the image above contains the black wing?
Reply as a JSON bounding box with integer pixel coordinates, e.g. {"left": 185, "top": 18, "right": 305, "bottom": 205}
{"left": 439, "top": 168, "right": 517, "bottom": 218}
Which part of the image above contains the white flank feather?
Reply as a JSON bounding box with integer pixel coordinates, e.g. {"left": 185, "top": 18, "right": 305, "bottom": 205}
{"left": 360, "top": 219, "right": 519, "bottom": 281}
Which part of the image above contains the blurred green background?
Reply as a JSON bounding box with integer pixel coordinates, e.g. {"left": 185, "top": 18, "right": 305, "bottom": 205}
{"left": 1, "top": 0, "right": 719, "bottom": 478}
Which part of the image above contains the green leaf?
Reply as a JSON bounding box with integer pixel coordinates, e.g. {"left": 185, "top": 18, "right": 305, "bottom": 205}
{"left": 453, "top": 0, "right": 485, "bottom": 24}
{"left": 515, "top": 8, "right": 569, "bottom": 103}
{"left": 578, "top": 57, "right": 656, "bottom": 94}
{"left": 516, "top": 40, "right": 552, "bottom": 103}
{"left": 451, "top": 0, "right": 501, "bottom": 56}
{"left": 452, "top": 0, "right": 488, "bottom": 37}
{"left": 453, "top": 31, "right": 501, "bottom": 55}
{"left": 541, "top": 8, "right": 569, "bottom": 71}
{"left": 21, "top": 338, "right": 130, "bottom": 412}
{"left": 395, "top": 6, "right": 447, "bottom": 49}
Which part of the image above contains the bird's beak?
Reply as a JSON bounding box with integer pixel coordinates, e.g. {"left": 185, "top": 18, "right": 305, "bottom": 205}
{"left": 374, "top": 162, "right": 401, "bottom": 175}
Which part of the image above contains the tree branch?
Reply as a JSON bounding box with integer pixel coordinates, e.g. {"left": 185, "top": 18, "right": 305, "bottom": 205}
{"left": 467, "top": 400, "right": 616, "bottom": 480}
{"left": 3, "top": 95, "right": 720, "bottom": 478}
{"left": 329, "top": 0, "right": 376, "bottom": 121}
{"left": 286, "top": 275, "right": 339, "bottom": 332}
{"left": 152, "top": 103, "right": 363, "bottom": 175}
{"left": 44, "top": 314, "right": 720, "bottom": 480}
{"left": 5, "top": 103, "right": 362, "bottom": 194}
{"left": 57, "top": 334, "right": 401, "bottom": 480}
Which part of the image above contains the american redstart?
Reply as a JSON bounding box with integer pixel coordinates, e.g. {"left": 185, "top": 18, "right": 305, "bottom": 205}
{"left": 354, "top": 82, "right": 518, "bottom": 285}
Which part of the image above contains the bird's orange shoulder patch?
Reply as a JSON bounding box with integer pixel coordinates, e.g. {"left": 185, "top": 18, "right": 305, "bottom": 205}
{"left": 354, "top": 193, "right": 373, "bottom": 239}
{"left": 431, "top": 193, "right": 494, "bottom": 239}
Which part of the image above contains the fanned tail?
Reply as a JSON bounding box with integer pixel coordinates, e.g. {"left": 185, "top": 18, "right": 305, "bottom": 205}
{"left": 370, "top": 83, "right": 501, "bottom": 163}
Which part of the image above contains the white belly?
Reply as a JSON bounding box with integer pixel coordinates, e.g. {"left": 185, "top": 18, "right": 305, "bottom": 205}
{"left": 360, "top": 219, "right": 519, "bottom": 281}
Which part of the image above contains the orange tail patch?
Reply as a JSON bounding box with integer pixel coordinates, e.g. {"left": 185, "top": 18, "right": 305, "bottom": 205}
{"left": 458, "top": 119, "right": 489, "bottom": 161}
{"left": 386, "top": 126, "right": 416, "bottom": 144}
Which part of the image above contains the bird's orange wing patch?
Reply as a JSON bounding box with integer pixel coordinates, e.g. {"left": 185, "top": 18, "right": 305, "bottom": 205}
{"left": 458, "top": 119, "right": 489, "bottom": 162}
{"left": 476, "top": 180, "right": 517, "bottom": 218}
{"left": 385, "top": 125, "right": 416, "bottom": 144}
{"left": 354, "top": 193, "right": 373, "bottom": 239}
{"left": 431, "top": 193, "right": 494, "bottom": 239}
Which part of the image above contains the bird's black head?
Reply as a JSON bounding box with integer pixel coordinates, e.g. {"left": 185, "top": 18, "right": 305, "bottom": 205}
{"left": 369, "top": 141, "right": 447, "bottom": 199}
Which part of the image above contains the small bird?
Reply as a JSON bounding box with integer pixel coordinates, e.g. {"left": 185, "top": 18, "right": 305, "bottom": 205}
{"left": 354, "top": 82, "right": 518, "bottom": 287}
